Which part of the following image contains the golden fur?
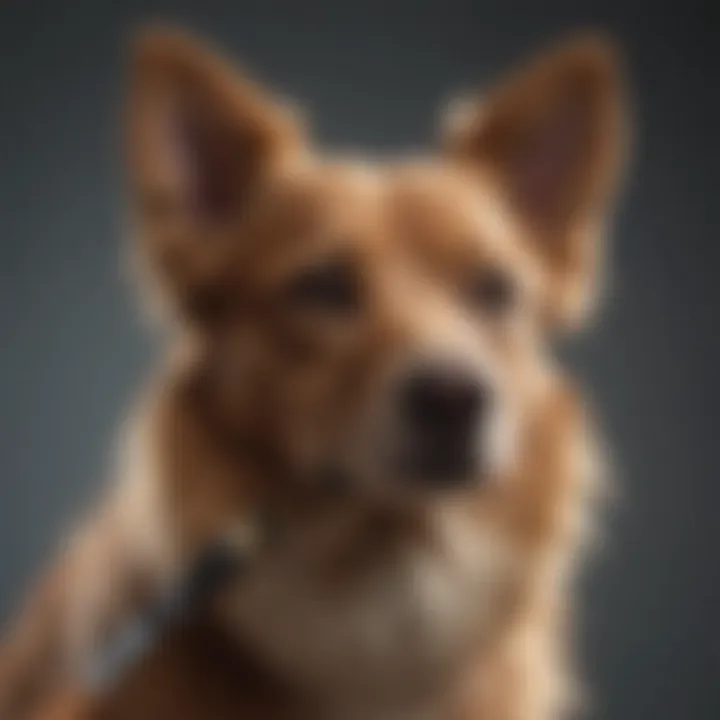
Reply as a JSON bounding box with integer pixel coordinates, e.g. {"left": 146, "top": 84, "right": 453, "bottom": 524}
{"left": 0, "top": 28, "right": 627, "bottom": 720}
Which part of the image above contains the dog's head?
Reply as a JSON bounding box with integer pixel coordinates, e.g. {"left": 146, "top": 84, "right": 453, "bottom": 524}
{"left": 127, "top": 30, "right": 626, "bottom": 503}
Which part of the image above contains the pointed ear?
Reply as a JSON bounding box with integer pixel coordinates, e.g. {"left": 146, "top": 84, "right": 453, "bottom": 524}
{"left": 128, "top": 28, "right": 301, "bottom": 224}
{"left": 126, "top": 28, "right": 304, "bottom": 318}
{"left": 443, "top": 34, "right": 629, "bottom": 326}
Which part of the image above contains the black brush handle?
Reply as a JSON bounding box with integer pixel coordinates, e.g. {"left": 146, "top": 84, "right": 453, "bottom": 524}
{"left": 82, "top": 528, "right": 256, "bottom": 693}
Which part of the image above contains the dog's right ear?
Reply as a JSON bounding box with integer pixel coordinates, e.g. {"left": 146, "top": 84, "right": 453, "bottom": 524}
{"left": 126, "top": 28, "right": 303, "bottom": 311}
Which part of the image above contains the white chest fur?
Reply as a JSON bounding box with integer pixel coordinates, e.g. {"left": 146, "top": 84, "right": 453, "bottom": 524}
{"left": 226, "top": 503, "right": 513, "bottom": 719}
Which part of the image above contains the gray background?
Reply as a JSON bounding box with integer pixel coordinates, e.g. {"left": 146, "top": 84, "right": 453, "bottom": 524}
{"left": 0, "top": 1, "right": 717, "bottom": 718}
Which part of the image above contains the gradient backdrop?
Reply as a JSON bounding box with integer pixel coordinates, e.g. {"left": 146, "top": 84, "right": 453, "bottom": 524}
{"left": 0, "top": 2, "right": 717, "bottom": 718}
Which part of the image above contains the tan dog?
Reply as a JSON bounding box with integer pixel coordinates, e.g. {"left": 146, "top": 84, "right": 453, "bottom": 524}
{"left": 0, "top": 28, "right": 628, "bottom": 720}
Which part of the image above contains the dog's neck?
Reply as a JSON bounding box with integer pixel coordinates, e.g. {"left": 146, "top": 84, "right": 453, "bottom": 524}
{"left": 213, "top": 496, "right": 517, "bottom": 720}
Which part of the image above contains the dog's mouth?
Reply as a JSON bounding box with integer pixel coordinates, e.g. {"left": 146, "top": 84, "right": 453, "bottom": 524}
{"left": 391, "top": 436, "right": 482, "bottom": 490}
{"left": 317, "top": 430, "right": 489, "bottom": 504}
{"left": 309, "top": 444, "right": 481, "bottom": 506}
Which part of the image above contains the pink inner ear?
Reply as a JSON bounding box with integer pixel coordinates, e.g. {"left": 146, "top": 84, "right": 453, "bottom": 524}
{"left": 162, "top": 103, "right": 195, "bottom": 196}
{"left": 162, "top": 99, "right": 240, "bottom": 221}
{"left": 513, "top": 102, "right": 591, "bottom": 226}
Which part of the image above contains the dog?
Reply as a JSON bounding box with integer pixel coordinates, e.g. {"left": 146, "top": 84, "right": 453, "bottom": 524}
{"left": 0, "top": 27, "right": 628, "bottom": 720}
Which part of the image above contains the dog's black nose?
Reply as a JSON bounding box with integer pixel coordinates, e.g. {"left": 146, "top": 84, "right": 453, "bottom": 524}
{"left": 397, "top": 362, "right": 489, "bottom": 485}
{"left": 401, "top": 363, "right": 486, "bottom": 437}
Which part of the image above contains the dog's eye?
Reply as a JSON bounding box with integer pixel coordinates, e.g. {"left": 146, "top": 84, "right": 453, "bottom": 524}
{"left": 285, "top": 258, "right": 361, "bottom": 313}
{"left": 469, "top": 267, "right": 517, "bottom": 316}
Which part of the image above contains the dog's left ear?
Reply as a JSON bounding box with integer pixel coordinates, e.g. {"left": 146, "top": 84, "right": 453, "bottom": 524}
{"left": 443, "top": 35, "right": 629, "bottom": 327}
